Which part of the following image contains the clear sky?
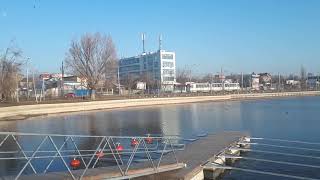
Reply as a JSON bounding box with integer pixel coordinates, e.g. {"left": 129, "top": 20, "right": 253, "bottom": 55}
{"left": 1, "top": 0, "right": 320, "bottom": 75}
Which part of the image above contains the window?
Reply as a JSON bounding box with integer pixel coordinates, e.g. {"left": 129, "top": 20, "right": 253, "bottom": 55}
{"left": 161, "top": 54, "right": 173, "bottom": 59}
{"left": 163, "top": 77, "right": 174, "bottom": 81}
{"left": 163, "top": 69, "right": 174, "bottom": 75}
{"left": 162, "top": 61, "right": 174, "bottom": 68}
{"left": 119, "top": 65, "right": 140, "bottom": 72}
{"left": 154, "top": 61, "right": 159, "bottom": 67}
{"left": 120, "top": 58, "right": 139, "bottom": 65}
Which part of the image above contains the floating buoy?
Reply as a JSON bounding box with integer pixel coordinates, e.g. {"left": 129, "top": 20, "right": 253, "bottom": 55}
{"left": 70, "top": 158, "right": 80, "bottom": 168}
{"left": 145, "top": 135, "right": 153, "bottom": 144}
{"left": 131, "top": 138, "right": 139, "bottom": 147}
{"left": 96, "top": 150, "right": 104, "bottom": 158}
{"left": 116, "top": 143, "right": 124, "bottom": 152}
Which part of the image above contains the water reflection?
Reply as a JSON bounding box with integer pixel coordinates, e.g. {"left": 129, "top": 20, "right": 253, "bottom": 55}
{"left": 1, "top": 96, "right": 320, "bottom": 177}
{"left": 1, "top": 96, "right": 319, "bottom": 141}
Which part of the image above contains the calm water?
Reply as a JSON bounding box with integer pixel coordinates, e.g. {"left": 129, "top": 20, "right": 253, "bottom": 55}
{"left": 1, "top": 96, "right": 320, "bottom": 179}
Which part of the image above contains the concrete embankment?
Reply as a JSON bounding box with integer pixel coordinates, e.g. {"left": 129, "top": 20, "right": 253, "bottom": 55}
{"left": 0, "top": 91, "right": 319, "bottom": 121}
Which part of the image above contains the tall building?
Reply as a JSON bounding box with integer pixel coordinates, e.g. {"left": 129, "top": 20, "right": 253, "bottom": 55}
{"left": 119, "top": 35, "right": 176, "bottom": 92}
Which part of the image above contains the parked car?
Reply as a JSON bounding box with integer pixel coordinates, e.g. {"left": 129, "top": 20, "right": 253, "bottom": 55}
{"left": 64, "top": 93, "right": 75, "bottom": 98}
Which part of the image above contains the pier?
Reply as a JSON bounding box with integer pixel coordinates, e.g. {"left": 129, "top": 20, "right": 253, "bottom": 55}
{"left": 145, "top": 131, "right": 247, "bottom": 180}
{"left": 0, "top": 131, "right": 247, "bottom": 180}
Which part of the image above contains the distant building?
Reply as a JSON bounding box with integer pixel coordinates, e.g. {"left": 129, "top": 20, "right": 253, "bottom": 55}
{"left": 259, "top": 73, "right": 272, "bottom": 90}
{"left": 119, "top": 50, "right": 176, "bottom": 92}
{"left": 136, "top": 82, "right": 146, "bottom": 90}
{"left": 39, "top": 73, "right": 51, "bottom": 80}
{"left": 307, "top": 76, "right": 320, "bottom": 89}
{"left": 184, "top": 82, "right": 240, "bottom": 93}
{"left": 251, "top": 73, "right": 260, "bottom": 90}
{"left": 286, "top": 80, "right": 300, "bottom": 86}
{"left": 19, "top": 78, "right": 34, "bottom": 96}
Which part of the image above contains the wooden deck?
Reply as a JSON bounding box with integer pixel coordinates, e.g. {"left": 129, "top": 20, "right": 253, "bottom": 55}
{"left": 144, "top": 131, "right": 247, "bottom": 179}
{"left": 15, "top": 131, "right": 246, "bottom": 180}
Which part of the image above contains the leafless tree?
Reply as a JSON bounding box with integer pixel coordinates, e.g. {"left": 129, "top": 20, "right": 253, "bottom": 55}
{"left": 300, "top": 65, "right": 307, "bottom": 90}
{"left": 65, "top": 33, "right": 117, "bottom": 100}
{"left": 141, "top": 72, "right": 155, "bottom": 93}
{"left": 104, "top": 58, "right": 118, "bottom": 90}
{"left": 176, "top": 68, "right": 189, "bottom": 84}
{"left": 0, "top": 44, "right": 23, "bottom": 102}
{"left": 201, "top": 73, "right": 214, "bottom": 83}
{"left": 122, "top": 73, "right": 136, "bottom": 94}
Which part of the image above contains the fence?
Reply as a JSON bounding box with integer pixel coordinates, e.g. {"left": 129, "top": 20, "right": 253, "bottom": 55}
{"left": 0, "top": 132, "right": 185, "bottom": 180}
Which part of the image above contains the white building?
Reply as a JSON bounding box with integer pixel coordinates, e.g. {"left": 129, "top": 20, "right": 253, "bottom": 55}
{"left": 185, "top": 82, "right": 240, "bottom": 93}
{"left": 119, "top": 50, "right": 176, "bottom": 92}
{"left": 307, "top": 76, "right": 320, "bottom": 89}
{"left": 251, "top": 73, "right": 260, "bottom": 90}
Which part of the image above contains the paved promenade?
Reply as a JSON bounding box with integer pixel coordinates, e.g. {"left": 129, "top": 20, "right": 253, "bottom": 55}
{"left": 0, "top": 91, "right": 319, "bottom": 121}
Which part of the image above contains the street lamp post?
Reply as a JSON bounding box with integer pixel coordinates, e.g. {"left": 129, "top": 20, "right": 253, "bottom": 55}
{"left": 117, "top": 65, "right": 121, "bottom": 95}
{"left": 26, "top": 57, "right": 30, "bottom": 100}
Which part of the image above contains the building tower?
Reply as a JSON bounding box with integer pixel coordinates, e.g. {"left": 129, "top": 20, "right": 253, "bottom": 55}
{"left": 141, "top": 33, "right": 146, "bottom": 53}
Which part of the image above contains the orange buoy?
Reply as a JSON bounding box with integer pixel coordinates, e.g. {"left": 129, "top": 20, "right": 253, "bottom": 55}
{"left": 145, "top": 136, "right": 153, "bottom": 144}
{"left": 116, "top": 143, "right": 124, "bottom": 152}
{"left": 131, "top": 138, "right": 138, "bottom": 147}
{"left": 96, "top": 150, "right": 104, "bottom": 158}
{"left": 70, "top": 158, "right": 80, "bottom": 168}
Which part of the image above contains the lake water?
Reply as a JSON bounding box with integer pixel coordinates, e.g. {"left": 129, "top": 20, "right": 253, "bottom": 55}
{"left": 1, "top": 96, "right": 320, "bottom": 179}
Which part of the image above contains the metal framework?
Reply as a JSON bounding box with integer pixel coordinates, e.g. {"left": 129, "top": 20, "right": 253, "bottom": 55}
{"left": 206, "top": 163, "right": 319, "bottom": 180}
{"left": 0, "top": 132, "right": 185, "bottom": 180}
{"left": 202, "top": 137, "right": 320, "bottom": 180}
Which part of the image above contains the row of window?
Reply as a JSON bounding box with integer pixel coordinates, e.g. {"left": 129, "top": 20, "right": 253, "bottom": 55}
{"left": 161, "top": 54, "right": 173, "bottom": 60}
{"left": 193, "top": 83, "right": 239, "bottom": 88}
{"left": 196, "top": 84, "right": 210, "bottom": 88}
{"left": 163, "top": 69, "right": 174, "bottom": 75}
{"left": 120, "top": 58, "right": 139, "bottom": 65}
{"left": 224, "top": 84, "right": 239, "bottom": 87}
{"left": 162, "top": 61, "right": 174, "bottom": 68}
{"left": 119, "top": 65, "right": 140, "bottom": 72}
{"left": 163, "top": 77, "right": 175, "bottom": 81}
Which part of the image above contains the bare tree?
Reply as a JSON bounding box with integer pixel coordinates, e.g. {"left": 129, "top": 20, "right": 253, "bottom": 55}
{"left": 201, "top": 73, "right": 215, "bottom": 83}
{"left": 65, "top": 33, "right": 117, "bottom": 100}
{"left": 176, "top": 68, "right": 189, "bottom": 84}
{"left": 122, "top": 73, "right": 135, "bottom": 94}
{"left": 103, "top": 58, "right": 118, "bottom": 90}
{"left": 0, "top": 43, "right": 23, "bottom": 102}
{"left": 141, "top": 72, "right": 155, "bottom": 94}
{"left": 300, "top": 65, "right": 307, "bottom": 90}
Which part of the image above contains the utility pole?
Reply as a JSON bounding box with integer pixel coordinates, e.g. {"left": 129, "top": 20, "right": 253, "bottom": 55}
{"left": 220, "top": 67, "right": 224, "bottom": 91}
{"left": 278, "top": 73, "right": 281, "bottom": 91}
{"left": 117, "top": 65, "right": 121, "bottom": 95}
{"left": 32, "top": 70, "right": 38, "bottom": 103}
{"left": 26, "top": 57, "right": 30, "bottom": 100}
{"left": 16, "top": 73, "right": 19, "bottom": 103}
{"left": 210, "top": 73, "right": 213, "bottom": 94}
{"left": 61, "top": 61, "right": 64, "bottom": 97}
{"left": 41, "top": 77, "right": 45, "bottom": 101}
{"left": 241, "top": 72, "right": 244, "bottom": 91}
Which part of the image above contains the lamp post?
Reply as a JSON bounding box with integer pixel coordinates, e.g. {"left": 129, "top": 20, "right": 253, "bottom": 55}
{"left": 117, "top": 65, "right": 121, "bottom": 95}
{"left": 26, "top": 57, "right": 30, "bottom": 100}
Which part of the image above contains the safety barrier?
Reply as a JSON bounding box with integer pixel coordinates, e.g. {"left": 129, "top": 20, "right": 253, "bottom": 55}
{"left": 0, "top": 132, "right": 185, "bottom": 180}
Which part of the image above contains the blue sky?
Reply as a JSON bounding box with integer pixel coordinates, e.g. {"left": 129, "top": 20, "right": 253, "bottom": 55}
{"left": 1, "top": 0, "right": 320, "bottom": 75}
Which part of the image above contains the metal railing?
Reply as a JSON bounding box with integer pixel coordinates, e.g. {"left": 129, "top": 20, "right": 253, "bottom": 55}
{"left": 204, "top": 137, "right": 320, "bottom": 180}
{"left": 0, "top": 132, "right": 186, "bottom": 180}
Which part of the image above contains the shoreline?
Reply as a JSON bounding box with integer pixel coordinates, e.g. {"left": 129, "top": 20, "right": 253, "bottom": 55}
{"left": 0, "top": 91, "right": 319, "bottom": 121}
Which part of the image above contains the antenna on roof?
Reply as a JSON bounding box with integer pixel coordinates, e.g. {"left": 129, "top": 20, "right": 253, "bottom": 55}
{"left": 141, "top": 33, "right": 145, "bottom": 53}
{"left": 159, "top": 34, "right": 162, "bottom": 51}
